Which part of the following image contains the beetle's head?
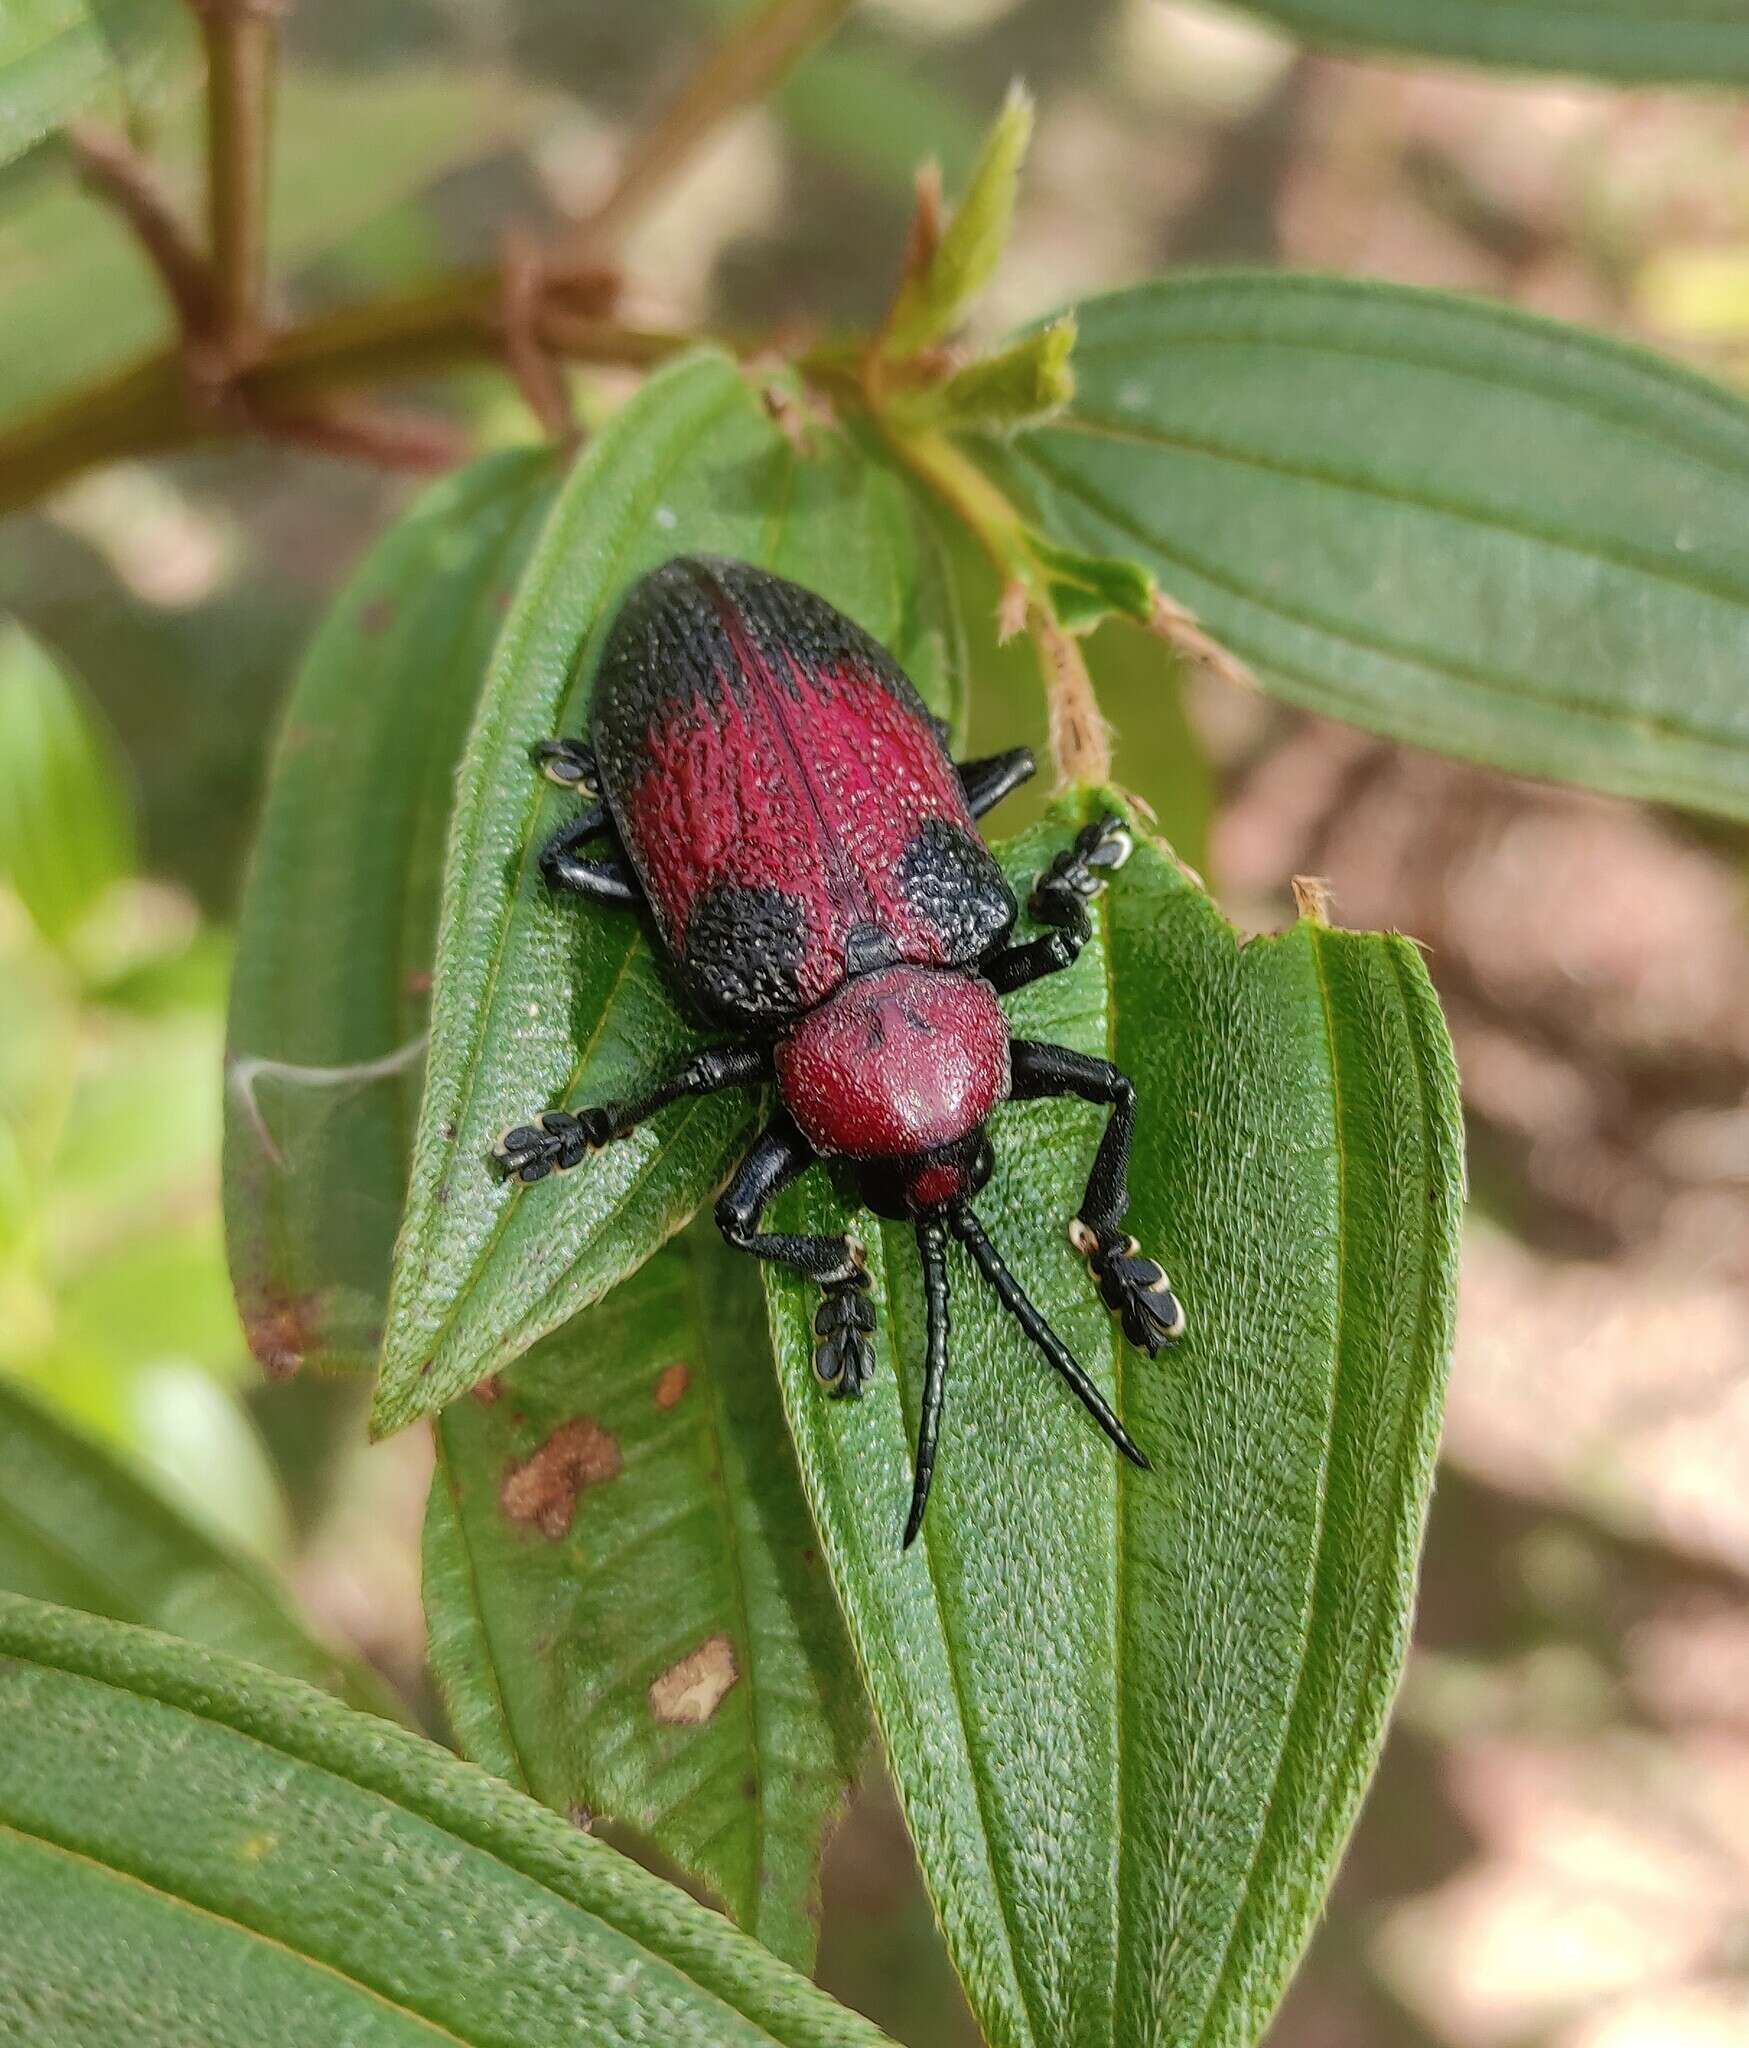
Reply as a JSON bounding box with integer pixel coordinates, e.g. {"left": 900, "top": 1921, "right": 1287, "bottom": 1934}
{"left": 855, "top": 1127, "right": 995, "bottom": 1221}
{"left": 775, "top": 966, "right": 1010, "bottom": 1191}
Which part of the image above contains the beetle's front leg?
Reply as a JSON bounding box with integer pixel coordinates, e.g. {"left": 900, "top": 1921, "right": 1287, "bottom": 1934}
{"left": 1009, "top": 1039, "right": 1185, "bottom": 1355}
{"left": 981, "top": 814, "right": 1133, "bottom": 996}
{"left": 715, "top": 1114, "right": 875, "bottom": 1398}
{"left": 495, "top": 1045, "right": 767, "bottom": 1181}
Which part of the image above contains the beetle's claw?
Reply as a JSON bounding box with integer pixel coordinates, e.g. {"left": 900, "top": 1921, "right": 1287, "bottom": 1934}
{"left": 492, "top": 1106, "right": 613, "bottom": 1179}
{"left": 1030, "top": 815, "right": 1134, "bottom": 924}
{"left": 813, "top": 1275, "right": 876, "bottom": 1398}
{"left": 1083, "top": 814, "right": 1133, "bottom": 872}
{"left": 1072, "top": 1221, "right": 1185, "bottom": 1356}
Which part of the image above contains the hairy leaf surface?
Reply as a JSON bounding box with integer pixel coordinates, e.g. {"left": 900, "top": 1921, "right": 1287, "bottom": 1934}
{"left": 426, "top": 1221, "right": 866, "bottom": 1971}
{"left": 0, "top": 1595, "right": 894, "bottom": 2046}
{"left": 376, "top": 350, "right": 966, "bottom": 1431}
{"left": 762, "top": 797, "right": 1463, "bottom": 2048}
{"left": 980, "top": 276, "right": 1749, "bottom": 819}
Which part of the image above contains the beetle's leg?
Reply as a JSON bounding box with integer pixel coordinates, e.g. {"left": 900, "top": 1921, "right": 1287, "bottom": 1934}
{"left": 540, "top": 810, "right": 641, "bottom": 906}
{"left": 495, "top": 1045, "right": 766, "bottom": 1181}
{"left": 533, "top": 737, "right": 600, "bottom": 791}
{"left": 948, "top": 1203, "right": 1148, "bottom": 1466}
{"left": 715, "top": 1113, "right": 875, "bottom": 1398}
{"left": 1009, "top": 1038, "right": 1185, "bottom": 1355}
{"left": 980, "top": 813, "right": 1132, "bottom": 996}
{"left": 957, "top": 746, "right": 1036, "bottom": 820}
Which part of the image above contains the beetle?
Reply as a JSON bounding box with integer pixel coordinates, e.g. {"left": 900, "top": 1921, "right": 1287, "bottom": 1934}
{"left": 495, "top": 555, "right": 1183, "bottom": 1543}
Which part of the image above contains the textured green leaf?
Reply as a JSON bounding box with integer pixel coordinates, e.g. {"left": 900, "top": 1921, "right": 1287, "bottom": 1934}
{"left": 376, "top": 351, "right": 966, "bottom": 1433}
{"left": 1228, "top": 0, "right": 1749, "bottom": 86}
{"left": 426, "top": 1220, "right": 866, "bottom": 1971}
{"left": 224, "top": 449, "right": 561, "bottom": 1378}
{"left": 761, "top": 797, "right": 1462, "bottom": 2048}
{"left": 884, "top": 82, "right": 1033, "bottom": 357}
{"left": 0, "top": 1594, "right": 893, "bottom": 2046}
{"left": 0, "top": 0, "right": 191, "bottom": 169}
{"left": 976, "top": 275, "right": 1749, "bottom": 820}
{"left": 0, "top": 1378, "right": 391, "bottom": 1714}
{"left": 0, "top": 620, "right": 132, "bottom": 949}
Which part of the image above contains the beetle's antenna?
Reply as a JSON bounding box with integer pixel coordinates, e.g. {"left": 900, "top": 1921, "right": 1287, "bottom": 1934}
{"left": 947, "top": 1206, "right": 1149, "bottom": 1471}
{"left": 903, "top": 1215, "right": 952, "bottom": 1548}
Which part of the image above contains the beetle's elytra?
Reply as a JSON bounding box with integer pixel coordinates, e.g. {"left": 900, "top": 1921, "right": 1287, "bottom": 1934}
{"left": 496, "top": 555, "right": 1183, "bottom": 1543}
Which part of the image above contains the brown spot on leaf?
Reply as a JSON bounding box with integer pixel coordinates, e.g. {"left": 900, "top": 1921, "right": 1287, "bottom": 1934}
{"left": 569, "top": 1803, "right": 594, "bottom": 1832}
{"left": 649, "top": 1635, "right": 739, "bottom": 1725}
{"left": 359, "top": 595, "right": 397, "bottom": 636}
{"left": 243, "top": 1291, "right": 323, "bottom": 1379}
{"left": 500, "top": 1417, "right": 621, "bottom": 1538}
{"left": 653, "top": 1362, "right": 690, "bottom": 1410}
{"left": 405, "top": 969, "right": 433, "bottom": 997}
{"left": 471, "top": 1375, "right": 503, "bottom": 1407}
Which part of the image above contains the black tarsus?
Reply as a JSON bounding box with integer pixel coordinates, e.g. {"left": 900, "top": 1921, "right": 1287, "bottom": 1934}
{"left": 495, "top": 1044, "right": 765, "bottom": 1180}
{"left": 903, "top": 1216, "right": 953, "bottom": 1547}
{"left": 716, "top": 1114, "right": 876, "bottom": 1397}
{"left": 1008, "top": 1040, "right": 1184, "bottom": 1357}
{"left": 534, "top": 736, "right": 600, "bottom": 789}
{"left": 980, "top": 813, "right": 1131, "bottom": 996}
{"left": 957, "top": 747, "right": 1036, "bottom": 821}
{"left": 947, "top": 1204, "right": 1148, "bottom": 1470}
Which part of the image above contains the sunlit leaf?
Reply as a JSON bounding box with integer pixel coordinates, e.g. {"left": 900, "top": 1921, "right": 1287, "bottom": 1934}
{"left": 1227, "top": 0, "right": 1749, "bottom": 86}
{"left": 976, "top": 275, "right": 1749, "bottom": 820}
{"left": 0, "top": 1378, "right": 393, "bottom": 1715}
{"left": 224, "top": 448, "right": 561, "bottom": 1378}
{"left": 0, "top": 619, "right": 133, "bottom": 950}
{"left": 0, "top": 0, "right": 192, "bottom": 169}
{"left": 375, "top": 350, "right": 966, "bottom": 1433}
{"left": 760, "top": 796, "right": 1462, "bottom": 2048}
{"left": 0, "top": 1595, "right": 895, "bottom": 2046}
{"left": 426, "top": 1220, "right": 867, "bottom": 1970}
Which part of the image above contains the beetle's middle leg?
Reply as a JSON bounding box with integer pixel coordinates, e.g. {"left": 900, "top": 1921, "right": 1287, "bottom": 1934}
{"left": 1008, "top": 1038, "right": 1185, "bottom": 1356}
{"left": 716, "top": 1113, "right": 875, "bottom": 1398}
{"left": 495, "top": 1045, "right": 766, "bottom": 1181}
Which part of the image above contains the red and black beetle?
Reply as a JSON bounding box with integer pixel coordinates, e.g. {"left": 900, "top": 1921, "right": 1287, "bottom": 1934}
{"left": 496, "top": 556, "right": 1183, "bottom": 1543}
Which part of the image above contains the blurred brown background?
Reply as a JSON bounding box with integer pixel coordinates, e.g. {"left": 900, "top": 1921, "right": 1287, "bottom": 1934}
{"left": 2, "top": 3, "right": 1747, "bottom": 2042}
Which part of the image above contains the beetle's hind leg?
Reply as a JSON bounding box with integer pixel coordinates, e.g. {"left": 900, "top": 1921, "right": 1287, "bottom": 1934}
{"left": 716, "top": 1114, "right": 876, "bottom": 1398}
{"left": 495, "top": 1046, "right": 766, "bottom": 1182}
{"left": 541, "top": 809, "right": 641, "bottom": 905}
{"left": 1009, "top": 1038, "right": 1184, "bottom": 1355}
{"left": 533, "top": 734, "right": 642, "bottom": 904}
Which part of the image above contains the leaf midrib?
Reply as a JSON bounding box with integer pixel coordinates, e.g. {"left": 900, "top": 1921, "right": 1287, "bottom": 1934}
{"left": 1030, "top": 414, "right": 1749, "bottom": 615}
{"left": 1178, "top": 928, "right": 1349, "bottom": 2048}
{"left": 1007, "top": 440, "right": 1749, "bottom": 759}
